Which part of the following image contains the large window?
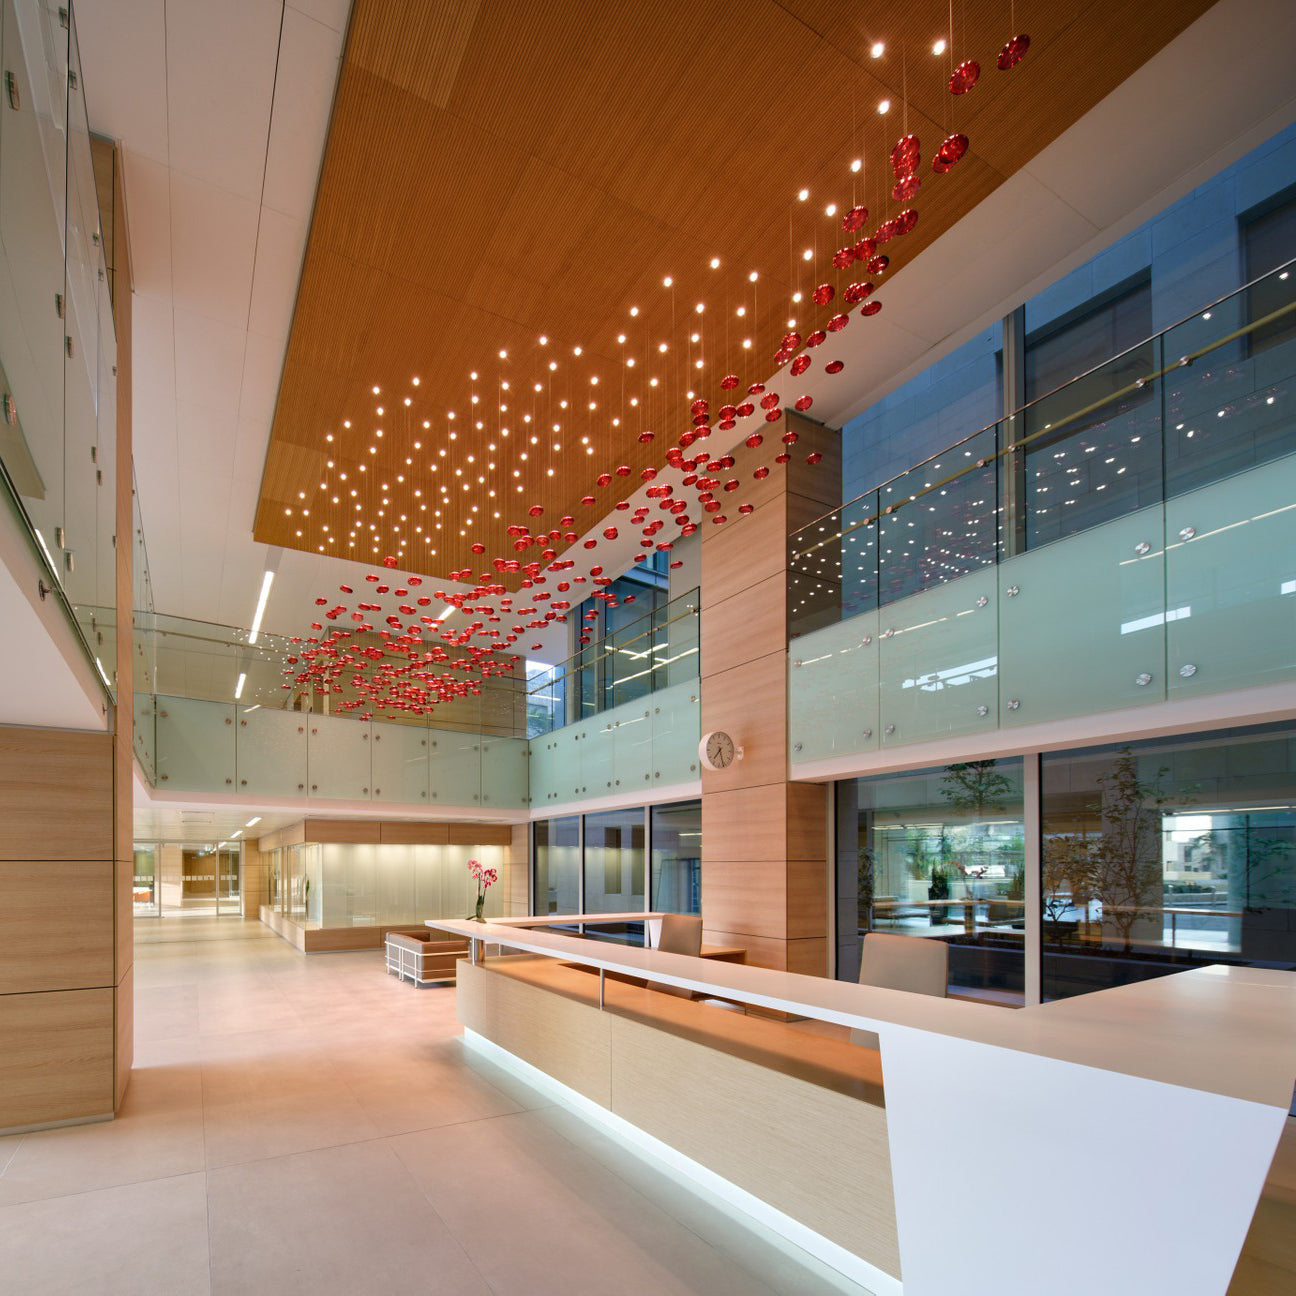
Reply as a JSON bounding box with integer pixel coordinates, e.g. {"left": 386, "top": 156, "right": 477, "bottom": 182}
{"left": 533, "top": 816, "right": 580, "bottom": 914}
{"left": 650, "top": 800, "right": 702, "bottom": 914}
{"left": 1242, "top": 187, "right": 1296, "bottom": 354}
{"left": 836, "top": 759, "right": 1026, "bottom": 1001}
{"left": 1041, "top": 724, "right": 1296, "bottom": 1000}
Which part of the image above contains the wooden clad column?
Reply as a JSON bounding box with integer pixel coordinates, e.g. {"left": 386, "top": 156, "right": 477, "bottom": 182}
{"left": 699, "top": 413, "right": 839, "bottom": 974}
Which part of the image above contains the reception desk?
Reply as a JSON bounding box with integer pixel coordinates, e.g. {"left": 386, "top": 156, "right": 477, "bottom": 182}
{"left": 429, "top": 917, "right": 1296, "bottom": 1296}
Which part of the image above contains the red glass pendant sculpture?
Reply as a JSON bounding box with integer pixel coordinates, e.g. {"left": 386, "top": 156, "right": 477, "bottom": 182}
{"left": 950, "top": 59, "right": 980, "bottom": 94}
{"left": 842, "top": 204, "right": 869, "bottom": 232}
{"left": 890, "top": 134, "right": 920, "bottom": 176}
{"left": 892, "top": 173, "right": 921, "bottom": 201}
{"left": 997, "top": 33, "right": 1030, "bottom": 70}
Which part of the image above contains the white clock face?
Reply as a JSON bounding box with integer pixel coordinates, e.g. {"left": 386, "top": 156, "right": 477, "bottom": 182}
{"left": 702, "top": 731, "right": 735, "bottom": 770}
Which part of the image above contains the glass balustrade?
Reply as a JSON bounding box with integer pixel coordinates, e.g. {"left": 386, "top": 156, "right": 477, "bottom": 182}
{"left": 789, "top": 262, "right": 1296, "bottom": 764}
{"left": 525, "top": 587, "right": 699, "bottom": 737}
{"left": 789, "top": 259, "right": 1296, "bottom": 634}
{"left": 0, "top": 0, "right": 117, "bottom": 699}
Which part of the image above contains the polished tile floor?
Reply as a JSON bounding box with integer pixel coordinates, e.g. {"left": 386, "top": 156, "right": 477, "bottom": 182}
{"left": 0, "top": 919, "right": 869, "bottom": 1296}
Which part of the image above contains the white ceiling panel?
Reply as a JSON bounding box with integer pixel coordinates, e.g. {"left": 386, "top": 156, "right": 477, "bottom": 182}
{"left": 262, "top": 5, "right": 344, "bottom": 221}
{"left": 232, "top": 416, "right": 270, "bottom": 491}
{"left": 236, "top": 333, "right": 289, "bottom": 428}
{"left": 168, "top": 171, "right": 259, "bottom": 327}
{"left": 163, "top": 0, "right": 284, "bottom": 201}
{"left": 287, "top": 0, "right": 351, "bottom": 35}
{"left": 129, "top": 291, "right": 177, "bottom": 410}
{"left": 175, "top": 401, "right": 239, "bottom": 477}
{"left": 75, "top": 0, "right": 169, "bottom": 166}
{"left": 246, "top": 205, "right": 307, "bottom": 341}
{"left": 120, "top": 151, "right": 172, "bottom": 297}
{"left": 172, "top": 308, "right": 247, "bottom": 414}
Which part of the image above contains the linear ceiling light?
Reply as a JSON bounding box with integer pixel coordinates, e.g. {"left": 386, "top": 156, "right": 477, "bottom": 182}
{"left": 234, "top": 672, "right": 247, "bottom": 699}
{"left": 248, "top": 570, "right": 274, "bottom": 644}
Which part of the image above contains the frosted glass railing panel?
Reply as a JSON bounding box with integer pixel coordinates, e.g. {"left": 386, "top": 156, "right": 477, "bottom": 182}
{"left": 236, "top": 705, "right": 308, "bottom": 798}
{"left": 1166, "top": 452, "right": 1296, "bottom": 697}
{"left": 0, "top": 0, "right": 67, "bottom": 568}
{"left": 307, "top": 714, "right": 371, "bottom": 800}
{"left": 608, "top": 702, "right": 653, "bottom": 796}
{"left": 566, "top": 720, "right": 598, "bottom": 800}
{"left": 480, "top": 735, "right": 528, "bottom": 810}
{"left": 369, "top": 720, "right": 430, "bottom": 805}
{"left": 156, "top": 696, "right": 235, "bottom": 792}
{"left": 789, "top": 609, "right": 880, "bottom": 766}
{"left": 527, "top": 731, "right": 560, "bottom": 807}
{"left": 133, "top": 691, "right": 155, "bottom": 782}
{"left": 649, "top": 682, "right": 700, "bottom": 785}
{"left": 428, "top": 729, "right": 481, "bottom": 805}
{"left": 998, "top": 505, "right": 1167, "bottom": 726}
{"left": 878, "top": 570, "right": 998, "bottom": 748}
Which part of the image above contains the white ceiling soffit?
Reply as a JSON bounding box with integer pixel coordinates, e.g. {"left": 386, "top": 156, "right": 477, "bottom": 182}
{"left": 77, "top": 0, "right": 1296, "bottom": 651}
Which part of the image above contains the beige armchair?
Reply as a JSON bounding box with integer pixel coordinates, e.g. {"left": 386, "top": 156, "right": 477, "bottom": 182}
{"left": 648, "top": 913, "right": 703, "bottom": 998}
{"left": 851, "top": 932, "right": 948, "bottom": 1049}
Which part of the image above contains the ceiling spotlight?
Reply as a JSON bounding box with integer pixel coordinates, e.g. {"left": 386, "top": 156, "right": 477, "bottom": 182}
{"left": 825, "top": 203, "right": 837, "bottom": 217}
{"left": 802, "top": 248, "right": 813, "bottom": 260}
{"left": 748, "top": 270, "right": 758, "bottom": 282}
{"left": 851, "top": 158, "right": 862, "bottom": 173}
{"left": 709, "top": 256, "right": 720, "bottom": 269}
{"left": 878, "top": 99, "right": 891, "bottom": 114}
{"left": 932, "top": 38, "right": 947, "bottom": 55}
{"left": 663, "top": 275, "right": 673, "bottom": 287}
{"left": 797, "top": 188, "right": 809, "bottom": 201}
{"left": 870, "top": 40, "right": 885, "bottom": 58}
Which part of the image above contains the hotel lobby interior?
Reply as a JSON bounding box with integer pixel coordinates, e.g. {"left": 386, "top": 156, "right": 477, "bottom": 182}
{"left": 1, "top": 0, "right": 1294, "bottom": 1292}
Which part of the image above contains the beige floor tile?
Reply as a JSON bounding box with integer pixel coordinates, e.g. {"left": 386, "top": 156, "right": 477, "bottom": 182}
{"left": 206, "top": 1139, "right": 490, "bottom": 1296}
{"left": 0, "top": 1134, "right": 23, "bottom": 1177}
{"left": 0, "top": 1063, "right": 205, "bottom": 1206}
{"left": 0, "top": 1171, "right": 210, "bottom": 1295}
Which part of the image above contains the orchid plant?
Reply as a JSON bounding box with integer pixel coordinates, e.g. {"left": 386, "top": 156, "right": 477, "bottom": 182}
{"left": 468, "top": 857, "right": 498, "bottom": 922}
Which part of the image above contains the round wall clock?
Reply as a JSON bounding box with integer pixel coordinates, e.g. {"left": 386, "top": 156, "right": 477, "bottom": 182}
{"left": 699, "top": 730, "right": 738, "bottom": 770}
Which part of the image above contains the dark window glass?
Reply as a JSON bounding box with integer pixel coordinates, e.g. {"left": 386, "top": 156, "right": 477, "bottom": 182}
{"left": 1243, "top": 188, "right": 1296, "bottom": 354}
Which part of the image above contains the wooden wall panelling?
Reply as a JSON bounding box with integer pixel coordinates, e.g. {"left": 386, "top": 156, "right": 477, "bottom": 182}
{"left": 699, "top": 494, "right": 788, "bottom": 611}
{"left": 446, "top": 823, "right": 514, "bottom": 846}
{"left": 698, "top": 652, "right": 787, "bottom": 792}
{"left": 303, "top": 818, "right": 383, "bottom": 843}
{"left": 114, "top": 963, "right": 133, "bottom": 1111}
{"left": 457, "top": 960, "right": 612, "bottom": 1107}
{"left": 378, "top": 822, "right": 451, "bottom": 845}
{"left": 0, "top": 860, "right": 114, "bottom": 993}
{"left": 699, "top": 573, "right": 787, "bottom": 678}
{"left": 609, "top": 1012, "right": 900, "bottom": 1277}
{"left": 0, "top": 728, "right": 114, "bottom": 861}
{"left": 0, "top": 988, "right": 114, "bottom": 1130}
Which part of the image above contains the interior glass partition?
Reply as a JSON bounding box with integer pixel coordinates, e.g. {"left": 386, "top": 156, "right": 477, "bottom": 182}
{"left": 835, "top": 759, "right": 1026, "bottom": 1001}
{"left": 533, "top": 815, "right": 580, "bottom": 914}
{"left": 650, "top": 801, "right": 702, "bottom": 915}
{"left": 582, "top": 808, "right": 645, "bottom": 919}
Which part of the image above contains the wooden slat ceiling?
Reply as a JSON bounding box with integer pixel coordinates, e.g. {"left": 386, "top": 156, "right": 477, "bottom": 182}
{"left": 255, "top": 0, "right": 1215, "bottom": 577}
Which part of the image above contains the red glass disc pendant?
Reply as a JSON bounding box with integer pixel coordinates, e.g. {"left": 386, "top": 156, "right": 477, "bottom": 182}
{"left": 950, "top": 59, "right": 980, "bottom": 94}
{"left": 828, "top": 312, "right": 849, "bottom": 332}
{"left": 867, "top": 254, "right": 889, "bottom": 275}
{"left": 759, "top": 391, "right": 779, "bottom": 410}
{"left": 892, "top": 173, "right": 921, "bottom": 201}
{"left": 790, "top": 354, "right": 811, "bottom": 376}
{"left": 875, "top": 218, "right": 898, "bottom": 244}
{"left": 753, "top": 466, "right": 770, "bottom": 480}
{"left": 896, "top": 208, "right": 919, "bottom": 235}
{"left": 745, "top": 433, "right": 763, "bottom": 449}
{"left": 812, "top": 283, "right": 834, "bottom": 306}
{"left": 844, "top": 281, "right": 874, "bottom": 305}
{"left": 854, "top": 236, "right": 877, "bottom": 261}
{"left": 860, "top": 300, "right": 883, "bottom": 316}
{"left": 638, "top": 430, "right": 654, "bottom": 443}
{"left": 736, "top": 401, "right": 755, "bottom": 417}
{"left": 825, "top": 360, "right": 845, "bottom": 374}
{"left": 765, "top": 408, "right": 783, "bottom": 422}
{"left": 842, "top": 204, "right": 869, "bottom": 232}
{"left": 720, "top": 374, "right": 740, "bottom": 390}
{"left": 997, "top": 33, "right": 1030, "bottom": 70}
{"left": 832, "top": 246, "right": 855, "bottom": 270}
{"left": 781, "top": 430, "right": 799, "bottom": 445}
{"left": 891, "top": 134, "right": 920, "bottom": 176}
{"left": 780, "top": 331, "right": 802, "bottom": 352}
{"left": 738, "top": 503, "right": 754, "bottom": 515}
{"left": 689, "top": 398, "right": 709, "bottom": 416}
{"left": 806, "top": 329, "right": 827, "bottom": 348}
{"left": 794, "top": 395, "right": 813, "bottom": 412}
{"left": 806, "top": 452, "right": 824, "bottom": 465}
{"left": 775, "top": 453, "right": 790, "bottom": 465}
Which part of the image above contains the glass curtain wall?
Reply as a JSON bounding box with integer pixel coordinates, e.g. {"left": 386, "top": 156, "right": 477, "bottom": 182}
{"left": 532, "top": 800, "right": 702, "bottom": 925}
{"left": 650, "top": 801, "right": 702, "bottom": 914}
{"left": 1042, "top": 723, "right": 1296, "bottom": 999}
{"left": 835, "top": 760, "right": 1026, "bottom": 1000}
